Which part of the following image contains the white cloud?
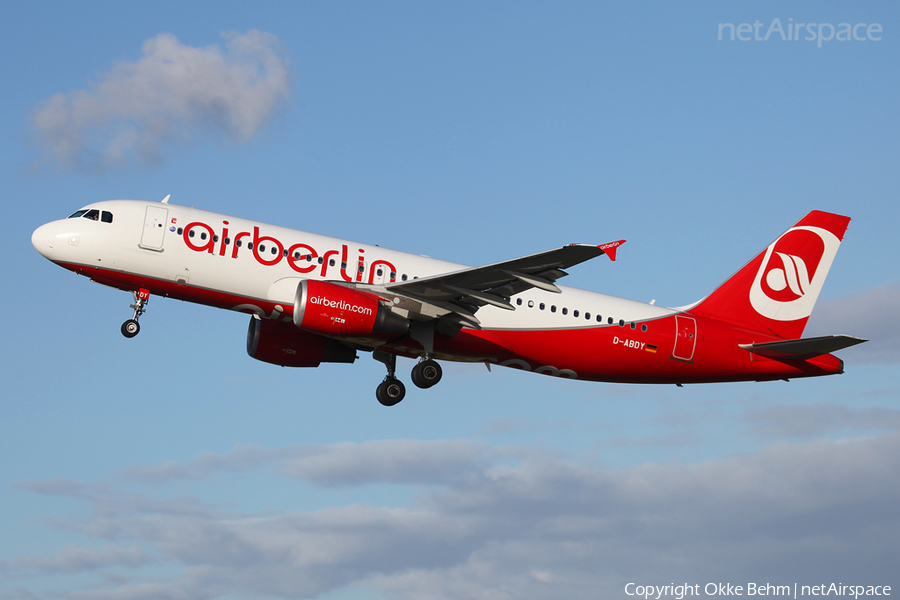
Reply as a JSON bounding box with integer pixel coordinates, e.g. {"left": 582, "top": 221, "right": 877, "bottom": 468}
{"left": 280, "top": 439, "right": 498, "bottom": 486}
{"left": 11, "top": 546, "right": 151, "bottom": 575}
{"left": 120, "top": 440, "right": 499, "bottom": 487}
{"left": 8, "top": 436, "right": 900, "bottom": 599}
{"left": 744, "top": 404, "right": 900, "bottom": 437}
{"left": 30, "top": 30, "right": 291, "bottom": 172}
{"left": 121, "top": 444, "right": 288, "bottom": 483}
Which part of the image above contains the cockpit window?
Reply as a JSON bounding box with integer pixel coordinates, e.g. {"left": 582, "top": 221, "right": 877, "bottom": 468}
{"left": 66, "top": 208, "right": 113, "bottom": 223}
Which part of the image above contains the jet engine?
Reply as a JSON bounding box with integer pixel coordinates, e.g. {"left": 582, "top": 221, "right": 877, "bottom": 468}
{"left": 294, "top": 279, "right": 408, "bottom": 337}
{"left": 247, "top": 317, "right": 357, "bottom": 367}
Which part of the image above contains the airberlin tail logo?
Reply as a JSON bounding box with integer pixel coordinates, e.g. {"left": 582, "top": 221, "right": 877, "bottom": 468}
{"left": 765, "top": 252, "right": 811, "bottom": 301}
{"left": 749, "top": 226, "right": 840, "bottom": 321}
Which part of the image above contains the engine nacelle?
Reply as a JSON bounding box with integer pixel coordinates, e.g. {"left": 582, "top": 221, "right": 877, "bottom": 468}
{"left": 294, "top": 279, "right": 409, "bottom": 337}
{"left": 247, "top": 317, "right": 357, "bottom": 367}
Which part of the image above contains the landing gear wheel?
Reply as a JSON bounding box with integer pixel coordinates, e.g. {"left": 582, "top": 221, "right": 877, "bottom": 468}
{"left": 376, "top": 378, "right": 406, "bottom": 406}
{"left": 122, "top": 289, "right": 150, "bottom": 339}
{"left": 411, "top": 359, "right": 442, "bottom": 389}
{"left": 121, "top": 319, "right": 140, "bottom": 338}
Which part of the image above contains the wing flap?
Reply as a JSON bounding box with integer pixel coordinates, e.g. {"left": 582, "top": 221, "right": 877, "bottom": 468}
{"left": 739, "top": 334, "right": 867, "bottom": 360}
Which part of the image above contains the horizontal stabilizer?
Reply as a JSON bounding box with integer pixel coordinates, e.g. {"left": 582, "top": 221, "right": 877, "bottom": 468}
{"left": 739, "top": 334, "right": 867, "bottom": 360}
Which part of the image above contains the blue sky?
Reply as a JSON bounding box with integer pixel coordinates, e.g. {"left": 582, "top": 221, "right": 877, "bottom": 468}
{"left": 2, "top": 2, "right": 898, "bottom": 599}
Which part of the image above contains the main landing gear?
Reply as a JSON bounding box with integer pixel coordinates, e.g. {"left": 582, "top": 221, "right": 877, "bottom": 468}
{"left": 411, "top": 358, "right": 442, "bottom": 389}
{"left": 373, "top": 352, "right": 444, "bottom": 407}
{"left": 121, "top": 289, "right": 149, "bottom": 338}
{"left": 373, "top": 351, "right": 405, "bottom": 407}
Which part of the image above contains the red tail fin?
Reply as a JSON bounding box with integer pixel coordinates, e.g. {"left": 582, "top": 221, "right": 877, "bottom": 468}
{"left": 691, "top": 211, "right": 850, "bottom": 339}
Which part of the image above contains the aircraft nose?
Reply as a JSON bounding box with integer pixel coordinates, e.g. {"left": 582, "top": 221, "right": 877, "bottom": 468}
{"left": 32, "top": 223, "right": 56, "bottom": 260}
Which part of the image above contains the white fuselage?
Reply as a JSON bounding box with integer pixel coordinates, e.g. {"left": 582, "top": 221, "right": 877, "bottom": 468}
{"left": 33, "top": 199, "right": 674, "bottom": 331}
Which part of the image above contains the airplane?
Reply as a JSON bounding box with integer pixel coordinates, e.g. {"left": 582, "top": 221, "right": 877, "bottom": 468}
{"left": 31, "top": 198, "right": 866, "bottom": 406}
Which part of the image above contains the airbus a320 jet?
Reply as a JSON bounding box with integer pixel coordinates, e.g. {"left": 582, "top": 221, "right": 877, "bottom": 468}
{"left": 32, "top": 198, "right": 865, "bottom": 405}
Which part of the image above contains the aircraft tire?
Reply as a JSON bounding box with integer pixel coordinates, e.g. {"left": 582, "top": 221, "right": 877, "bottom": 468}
{"left": 376, "top": 378, "right": 405, "bottom": 406}
{"left": 121, "top": 319, "right": 140, "bottom": 338}
{"left": 411, "top": 359, "right": 442, "bottom": 389}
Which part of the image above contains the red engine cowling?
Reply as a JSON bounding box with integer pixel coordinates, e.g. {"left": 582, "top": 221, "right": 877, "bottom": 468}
{"left": 293, "top": 279, "right": 408, "bottom": 337}
{"left": 247, "top": 317, "right": 357, "bottom": 367}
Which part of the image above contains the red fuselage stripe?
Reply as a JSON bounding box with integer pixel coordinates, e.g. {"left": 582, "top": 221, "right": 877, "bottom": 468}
{"left": 61, "top": 261, "right": 843, "bottom": 384}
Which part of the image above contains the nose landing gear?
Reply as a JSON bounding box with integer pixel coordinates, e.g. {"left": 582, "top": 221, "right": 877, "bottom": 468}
{"left": 121, "top": 289, "right": 150, "bottom": 338}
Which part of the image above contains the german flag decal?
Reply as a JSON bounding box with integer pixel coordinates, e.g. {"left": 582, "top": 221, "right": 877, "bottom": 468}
{"left": 646, "top": 344, "right": 658, "bottom": 353}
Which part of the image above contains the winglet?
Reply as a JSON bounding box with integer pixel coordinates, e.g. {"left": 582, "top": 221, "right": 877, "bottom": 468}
{"left": 599, "top": 240, "right": 626, "bottom": 261}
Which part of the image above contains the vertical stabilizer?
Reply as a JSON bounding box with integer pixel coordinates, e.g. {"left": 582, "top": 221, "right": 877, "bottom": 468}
{"left": 691, "top": 211, "right": 850, "bottom": 340}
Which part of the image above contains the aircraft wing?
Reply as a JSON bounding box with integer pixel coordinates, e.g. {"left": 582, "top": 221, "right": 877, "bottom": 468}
{"left": 362, "top": 241, "right": 624, "bottom": 330}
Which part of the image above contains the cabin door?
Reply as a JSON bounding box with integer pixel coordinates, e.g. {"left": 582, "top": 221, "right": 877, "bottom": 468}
{"left": 672, "top": 315, "right": 697, "bottom": 362}
{"left": 140, "top": 206, "right": 168, "bottom": 251}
